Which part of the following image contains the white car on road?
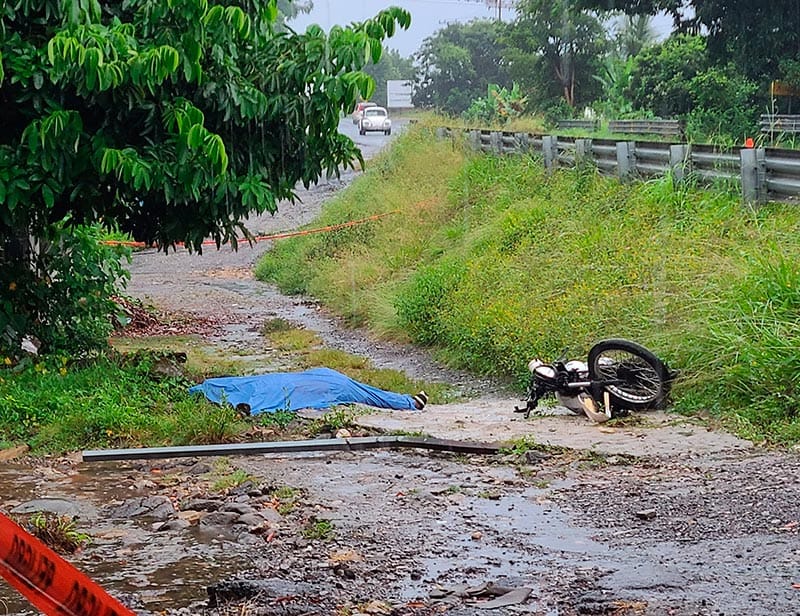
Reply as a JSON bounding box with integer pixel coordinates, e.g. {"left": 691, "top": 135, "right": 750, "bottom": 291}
{"left": 358, "top": 106, "right": 392, "bottom": 136}
{"left": 351, "top": 101, "right": 377, "bottom": 124}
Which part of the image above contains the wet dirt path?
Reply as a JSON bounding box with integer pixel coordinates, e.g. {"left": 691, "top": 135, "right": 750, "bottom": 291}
{"left": 3, "top": 446, "right": 799, "bottom": 615}
{"left": 3, "top": 120, "right": 800, "bottom": 615}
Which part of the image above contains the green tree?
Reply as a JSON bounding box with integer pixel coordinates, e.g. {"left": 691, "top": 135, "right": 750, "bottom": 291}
{"left": 627, "top": 34, "right": 707, "bottom": 116}
{"left": 277, "top": 0, "right": 312, "bottom": 22}
{"left": 504, "top": 0, "right": 608, "bottom": 109}
{"left": 0, "top": 0, "right": 410, "bottom": 355}
{"left": 592, "top": 14, "right": 655, "bottom": 117}
{"left": 362, "top": 48, "right": 414, "bottom": 107}
{"left": 412, "top": 20, "right": 509, "bottom": 115}
{"left": 614, "top": 13, "right": 655, "bottom": 59}
{"left": 780, "top": 59, "right": 800, "bottom": 90}
{"left": 693, "top": 0, "right": 800, "bottom": 84}
{"left": 576, "top": 0, "right": 800, "bottom": 84}
{"left": 627, "top": 34, "right": 758, "bottom": 139}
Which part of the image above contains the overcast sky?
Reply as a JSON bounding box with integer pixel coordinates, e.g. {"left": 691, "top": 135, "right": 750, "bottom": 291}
{"left": 288, "top": 1, "right": 673, "bottom": 57}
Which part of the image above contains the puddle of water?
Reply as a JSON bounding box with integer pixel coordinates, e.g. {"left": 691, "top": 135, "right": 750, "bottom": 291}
{"left": 0, "top": 462, "right": 254, "bottom": 614}
{"left": 399, "top": 490, "right": 611, "bottom": 602}
{"left": 468, "top": 490, "right": 610, "bottom": 555}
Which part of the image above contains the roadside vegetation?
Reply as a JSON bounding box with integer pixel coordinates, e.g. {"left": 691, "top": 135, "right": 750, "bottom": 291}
{"left": 0, "top": 325, "right": 449, "bottom": 454}
{"left": 256, "top": 124, "right": 800, "bottom": 445}
{"left": 3, "top": 1, "right": 798, "bottom": 457}
{"left": 0, "top": 352, "right": 246, "bottom": 453}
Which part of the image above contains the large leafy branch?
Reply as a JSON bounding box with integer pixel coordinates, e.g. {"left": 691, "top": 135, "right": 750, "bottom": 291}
{"left": 0, "top": 0, "right": 411, "bottom": 251}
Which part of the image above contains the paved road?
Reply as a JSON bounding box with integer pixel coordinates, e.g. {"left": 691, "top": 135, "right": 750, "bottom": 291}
{"left": 338, "top": 114, "right": 410, "bottom": 161}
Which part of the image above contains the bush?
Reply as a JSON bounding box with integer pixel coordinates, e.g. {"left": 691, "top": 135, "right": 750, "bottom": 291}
{"left": 683, "top": 63, "right": 759, "bottom": 143}
{"left": 0, "top": 221, "right": 131, "bottom": 359}
{"left": 542, "top": 98, "right": 576, "bottom": 127}
{"left": 462, "top": 83, "right": 528, "bottom": 126}
{"left": 627, "top": 34, "right": 760, "bottom": 143}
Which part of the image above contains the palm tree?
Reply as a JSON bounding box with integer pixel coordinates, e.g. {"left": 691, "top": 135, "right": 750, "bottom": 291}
{"left": 615, "top": 14, "right": 656, "bottom": 59}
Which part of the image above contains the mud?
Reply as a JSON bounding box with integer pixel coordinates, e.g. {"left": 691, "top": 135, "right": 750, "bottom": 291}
{"left": 2, "top": 120, "right": 800, "bottom": 616}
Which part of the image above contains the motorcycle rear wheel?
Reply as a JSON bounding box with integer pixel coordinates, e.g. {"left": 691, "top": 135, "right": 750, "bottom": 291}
{"left": 587, "top": 339, "right": 671, "bottom": 411}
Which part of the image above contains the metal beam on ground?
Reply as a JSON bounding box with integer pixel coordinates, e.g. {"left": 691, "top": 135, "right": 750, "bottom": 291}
{"left": 82, "top": 436, "right": 503, "bottom": 462}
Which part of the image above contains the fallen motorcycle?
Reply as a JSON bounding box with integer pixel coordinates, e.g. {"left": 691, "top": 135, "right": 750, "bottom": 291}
{"left": 515, "top": 338, "right": 673, "bottom": 423}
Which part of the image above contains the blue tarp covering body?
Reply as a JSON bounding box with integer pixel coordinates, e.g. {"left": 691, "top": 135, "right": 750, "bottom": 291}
{"left": 188, "top": 367, "right": 418, "bottom": 415}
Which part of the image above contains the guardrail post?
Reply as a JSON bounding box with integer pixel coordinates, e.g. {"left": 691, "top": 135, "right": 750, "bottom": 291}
{"left": 514, "top": 132, "right": 530, "bottom": 154}
{"left": 740, "top": 147, "right": 767, "bottom": 206}
{"left": 617, "top": 141, "right": 636, "bottom": 181}
{"left": 468, "top": 130, "right": 480, "bottom": 151}
{"left": 669, "top": 144, "right": 691, "bottom": 183}
{"left": 575, "top": 139, "right": 593, "bottom": 170}
{"left": 543, "top": 135, "right": 558, "bottom": 172}
{"left": 490, "top": 131, "right": 502, "bottom": 154}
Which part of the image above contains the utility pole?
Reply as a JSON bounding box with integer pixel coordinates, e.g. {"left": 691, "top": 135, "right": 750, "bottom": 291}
{"left": 485, "top": 0, "right": 514, "bottom": 21}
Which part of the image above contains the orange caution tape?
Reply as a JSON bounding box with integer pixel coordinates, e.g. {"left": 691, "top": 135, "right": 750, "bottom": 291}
{"left": 101, "top": 211, "right": 399, "bottom": 249}
{"left": 0, "top": 512, "right": 136, "bottom": 616}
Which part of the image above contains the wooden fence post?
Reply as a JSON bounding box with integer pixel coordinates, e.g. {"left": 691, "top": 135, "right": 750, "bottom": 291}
{"left": 617, "top": 141, "right": 635, "bottom": 181}
{"left": 740, "top": 147, "right": 767, "bottom": 206}
{"left": 543, "top": 136, "right": 558, "bottom": 172}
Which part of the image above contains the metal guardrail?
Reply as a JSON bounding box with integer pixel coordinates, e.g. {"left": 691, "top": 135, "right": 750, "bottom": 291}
{"left": 760, "top": 114, "right": 800, "bottom": 136}
{"left": 435, "top": 127, "right": 800, "bottom": 205}
{"left": 765, "top": 147, "right": 800, "bottom": 199}
{"left": 690, "top": 144, "right": 739, "bottom": 183}
{"left": 591, "top": 138, "right": 617, "bottom": 175}
{"left": 633, "top": 141, "right": 671, "bottom": 177}
{"left": 555, "top": 119, "right": 599, "bottom": 131}
{"left": 608, "top": 119, "right": 683, "bottom": 138}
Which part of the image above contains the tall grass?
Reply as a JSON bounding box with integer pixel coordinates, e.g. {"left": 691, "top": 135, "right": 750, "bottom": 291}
{"left": 256, "top": 125, "right": 800, "bottom": 444}
{"left": 0, "top": 355, "right": 246, "bottom": 452}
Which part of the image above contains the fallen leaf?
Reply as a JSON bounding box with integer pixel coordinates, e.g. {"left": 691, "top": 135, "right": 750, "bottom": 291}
{"left": 329, "top": 549, "right": 362, "bottom": 563}
{"left": 359, "top": 600, "right": 392, "bottom": 614}
{"left": 0, "top": 444, "right": 29, "bottom": 462}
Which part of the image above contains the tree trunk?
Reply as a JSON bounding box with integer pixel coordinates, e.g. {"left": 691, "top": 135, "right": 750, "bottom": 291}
{"left": 1, "top": 229, "right": 32, "bottom": 266}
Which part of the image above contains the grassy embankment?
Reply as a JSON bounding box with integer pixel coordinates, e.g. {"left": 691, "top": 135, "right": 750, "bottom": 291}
{"left": 255, "top": 122, "right": 800, "bottom": 445}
